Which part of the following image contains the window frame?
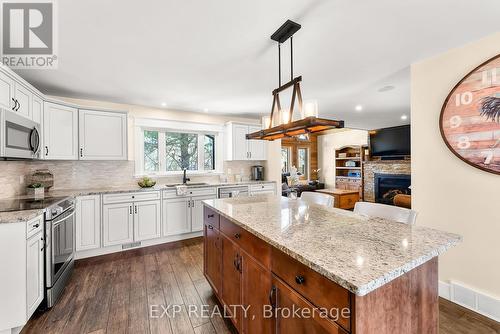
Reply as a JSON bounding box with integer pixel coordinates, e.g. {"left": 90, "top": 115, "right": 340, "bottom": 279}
{"left": 134, "top": 118, "right": 224, "bottom": 177}
{"left": 297, "top": 146, "right": 310, "bottom": 179}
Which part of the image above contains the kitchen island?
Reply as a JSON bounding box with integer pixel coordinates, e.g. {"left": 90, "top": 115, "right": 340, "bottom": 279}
{"left": 202, "top": 195, "right": 461, "bottom": 334}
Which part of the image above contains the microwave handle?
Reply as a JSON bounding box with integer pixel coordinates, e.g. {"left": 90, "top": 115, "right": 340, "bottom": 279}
{"left": 29, "top": 127, "right": 40, "bottom": 155}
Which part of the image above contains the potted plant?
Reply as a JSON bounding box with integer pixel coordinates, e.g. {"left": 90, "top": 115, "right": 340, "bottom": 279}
{"left": 27, "top": 183, "right": 45, "bottom": 199}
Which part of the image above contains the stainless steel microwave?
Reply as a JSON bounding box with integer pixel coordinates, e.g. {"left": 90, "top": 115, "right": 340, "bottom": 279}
{"left": 0, "top": 108, "right": 41, "bottom": 159}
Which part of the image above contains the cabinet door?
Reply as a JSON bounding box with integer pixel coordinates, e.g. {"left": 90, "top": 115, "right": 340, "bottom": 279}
{"left": 241, "top": 251, "right": 273, "bottom": 334}
{"left": 204, "top": 223, "right": 221, "bottom": 295}
{"left": 134, "top": 200, "right": 161, "bottom": 242}
{"left": 14, "top": 83, "right": 32, "bottom": 119}
{"left": 26, "top": 230, "right": 44, "bottom": 318}
{"left": 0, "top": 71, "right": 14, "bottom": 110}
{"left": 75, "top": 195, "right": 101, "bottom": 251}
{"left": 248, "top": 125, "right": 266, "bottom": 160}
{"left": 43, "top": 103, "right": 78, "bottom": 160}
{"left": 103, "top": 202, "right": 134, "bottom": 247}
{"left": 191, "top": 195, "right": 216, "bottom": 232}
{"left": 79, "top": 109, "right": 127, "bottom": 160}
{"left": 32, "top": 95, "right": 43, "bottom": 124}
{"left": 272, "top": 276, "right": 347, "bottom": 334}
{"left": 221, "top": 235, "right": 242, "bottom": 331}
{"left": 162, "top": 197, "right": 190, "bottom": 236}
{"left": 233, "top": 124, "right": 249, "bottom": 160}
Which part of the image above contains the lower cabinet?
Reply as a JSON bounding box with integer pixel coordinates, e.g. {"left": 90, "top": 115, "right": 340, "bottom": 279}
{"left": 221, "top": 235, "right": 243, "bottom": 331}
{"left": 134, "top": 200, "right": 161, "bottom": 242}
{"left": 26, "top": 227, "right": 44, "bottom": 319}
{"left": 103, "top": 202, "right": 134, "bottom": 246}
{"left": 204, "top": 220, "right": 221, "bottom": 295}
{"left": 103, "top": 199, "right": 161, "bottom": 247}
{"left": 163, "top": 194, "right": 217, "bottom": 236}
{"left": 272, "top": 276, "right": 348, "bottom": 334}
{"left": 76, "top": 195, "right": 101, "bottom": 251}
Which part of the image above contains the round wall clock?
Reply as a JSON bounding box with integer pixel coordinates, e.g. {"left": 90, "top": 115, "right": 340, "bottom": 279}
{"left": 440, "top": 54, "right": 500, "bottom": 174}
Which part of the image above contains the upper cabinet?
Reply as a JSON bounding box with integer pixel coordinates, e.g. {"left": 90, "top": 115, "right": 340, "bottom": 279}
{"left": 79, "top": 109, "right": 128, "bottom": 160}
{"left": 225, "top": 122, "right": 267, "bottom": 161}
{"left": 43, "top": 102, "right": 79, "bottom": 160}
{"left": 0, "top": 71, "right": 14, "bottom": 110}
{"left": 14, "top": 83, "right": 32, "bottom": 119}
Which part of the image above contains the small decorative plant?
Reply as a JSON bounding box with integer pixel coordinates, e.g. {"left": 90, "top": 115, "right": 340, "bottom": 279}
{"left": 138, "top": 176, "right": 156, "bottom": 188}
{"left": 27, "top": 183, "right": 43, "bottom": 188}
{"left": 26, "top": 183, "right": 45, "bottom": 198}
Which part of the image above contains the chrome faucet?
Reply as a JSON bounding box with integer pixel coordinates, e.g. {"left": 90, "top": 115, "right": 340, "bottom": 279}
{"left": 183, "top": 169, "right": 190, "bottom": 185}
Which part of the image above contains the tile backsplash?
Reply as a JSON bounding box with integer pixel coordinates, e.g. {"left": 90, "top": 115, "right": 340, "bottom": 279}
{"left": 0, "top": 160, "right": 264, "bottom": 199}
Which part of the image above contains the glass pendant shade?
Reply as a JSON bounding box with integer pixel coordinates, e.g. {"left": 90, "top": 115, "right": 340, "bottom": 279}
{"left": 280, "top": 108, "right": 290, "bottom": 125}
{"left": 303, "top": 100, "right": 319, "bottom": 118}
{"left": 261, "top": 116, "right": 271, "bottom": 129}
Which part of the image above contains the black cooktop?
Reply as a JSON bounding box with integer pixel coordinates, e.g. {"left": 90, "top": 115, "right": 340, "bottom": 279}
{"left": 0, "top": 196, "right": 68, "bottom": 212}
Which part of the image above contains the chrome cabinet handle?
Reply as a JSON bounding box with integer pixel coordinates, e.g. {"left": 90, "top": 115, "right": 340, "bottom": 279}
{"left": 11, "top": 98, "right": 15, "bottom": 110}
{"left": 15, "top": 100, "right": 20, "bottom": 111}
{"left": 45, "top": 146, "right": 49, "bottom": 156}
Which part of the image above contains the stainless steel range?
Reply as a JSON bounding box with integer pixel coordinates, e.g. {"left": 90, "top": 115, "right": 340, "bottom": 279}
{"left": 44, "top": 198, "right": 75, "bottom": 308}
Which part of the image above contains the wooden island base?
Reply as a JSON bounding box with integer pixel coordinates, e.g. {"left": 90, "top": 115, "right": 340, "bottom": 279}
{"left": 203, "top": 206, "right": 439, "bottom": 334}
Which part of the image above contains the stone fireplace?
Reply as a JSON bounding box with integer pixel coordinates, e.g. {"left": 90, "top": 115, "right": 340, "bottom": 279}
{"left": 374, "top": 173, "right": 411, "bottom": 205}
{"left": 363, "top": 160, "right": 411, "bottom": 202}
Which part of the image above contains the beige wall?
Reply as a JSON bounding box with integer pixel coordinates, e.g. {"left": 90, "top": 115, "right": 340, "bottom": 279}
{"left": 411, "top": 32, "right": 500, "bottom": 298}
{"left": 318, "top": 129, "right": 368, "bottom": 188}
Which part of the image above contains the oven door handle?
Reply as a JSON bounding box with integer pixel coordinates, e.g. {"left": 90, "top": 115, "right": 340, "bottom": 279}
{"left": 51, "top": 210, "right": 75, "bottom": 227}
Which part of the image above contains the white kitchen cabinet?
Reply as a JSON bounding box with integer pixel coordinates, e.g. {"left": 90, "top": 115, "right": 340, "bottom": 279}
{"left": 0, "top": 70, "right": 14, "bottom": 110}
{"left": 249, "top": 183, "right": 276, "bottom": 196}
{"left": 191, "top": 195, "right": 217, "bottom": 232}
{"left": 163, "top": 197, "right": 191, "bottom": 236}
{"left": 134, "top": 200, "right": 161, "bottom": 242}
{"left": 32, "top": 95, "right": 43, "bottom": 124}
{"left": 43, "top": 102, "right": 78, "bottom": 160}
{"left": 79, "top": 109, "right": 128, "bottom": 160}
{"left": 103, "top": 202, "right": 134, "bottom": 247}
{"left": 14, "top": 83, "right": 32, "bottom": 119}
{"left": 76, "top": 195, "right": 101, "bottom": 251}
{"left": 247, "top": 125, "right": 266, "bottom": 160}
{"left": 26, "top": 229, "right": 44, "bottom": 318}
{"left": 225, "top": 122, "right": 267, "bottom": 161}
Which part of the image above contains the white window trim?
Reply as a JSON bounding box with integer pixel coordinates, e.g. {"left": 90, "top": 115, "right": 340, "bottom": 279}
{"left": 134, "top": 118, "right": 224, "bottom": 177}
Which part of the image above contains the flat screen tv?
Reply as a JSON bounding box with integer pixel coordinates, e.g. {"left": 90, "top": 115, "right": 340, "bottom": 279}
{"left": 369, "top": 125, "right": 410, "bottom": 158}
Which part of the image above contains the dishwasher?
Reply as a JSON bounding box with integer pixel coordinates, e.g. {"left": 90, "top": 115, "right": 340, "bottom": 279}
{"left": 218, "top": 186, "right": 249, "bottom": 198}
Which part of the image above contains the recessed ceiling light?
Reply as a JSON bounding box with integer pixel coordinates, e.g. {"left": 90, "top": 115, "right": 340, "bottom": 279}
{"left": 161, "top": 102, "right": 167, "bottom": 107}
{"left": 203, "top": 108, "right": 209, "bottom": 113}
{"left": 401, "top": 114, "right": 408, "bottom": 120}
{"left": 355, "top": 105, "right": 363, "bottom": 111}
{"left": 378, "top": 85, "right": 395, "bottom": 92}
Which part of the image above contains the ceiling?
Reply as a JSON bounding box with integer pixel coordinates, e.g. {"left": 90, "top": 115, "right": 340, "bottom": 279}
{"left": 16, "top": 0, "right": 500, "bottom": 129}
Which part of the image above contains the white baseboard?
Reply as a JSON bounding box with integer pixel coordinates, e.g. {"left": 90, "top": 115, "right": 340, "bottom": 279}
{"left": 75, "top": 231, "right": 203, "bottom": 260}
{"left": 439, "top": 280, "right": 500, "bottom": 322}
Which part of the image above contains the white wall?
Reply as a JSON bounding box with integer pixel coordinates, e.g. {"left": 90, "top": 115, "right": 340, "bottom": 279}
{"left": 318, "top": 129, "right": 368, "bottom": 188}
{"left": 412, "top": 32, "right": 500, "bottom": 298}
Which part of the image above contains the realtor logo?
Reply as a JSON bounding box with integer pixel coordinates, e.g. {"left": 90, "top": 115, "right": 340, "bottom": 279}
{"left": 1, "top": 0, "right": 57, "bottom": 68}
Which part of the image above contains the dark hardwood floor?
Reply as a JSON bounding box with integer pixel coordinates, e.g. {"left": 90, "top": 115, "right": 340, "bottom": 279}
{"left": 22, "top": 238, "right": 499, "bottom": 334}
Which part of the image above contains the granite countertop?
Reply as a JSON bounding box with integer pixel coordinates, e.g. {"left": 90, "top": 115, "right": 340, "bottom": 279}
{"left": 203, "top": 195, "right": 462, "bottom": 296}
{"left": 0, "top": 209, "right": 44, "bottom": 224}
{"left": 0, "top": 181, "right": 276, "bottom": 224}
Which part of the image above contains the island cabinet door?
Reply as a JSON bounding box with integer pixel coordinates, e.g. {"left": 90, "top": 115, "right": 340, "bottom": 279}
{"left": 221, "top": 235, "right": 242, "bottom": 331}
{"left": 271, "top": 275, "right": 348, "bottom": 334}
{"left": 240, "top": 251, "right": 273, "bottom": 334}
{"left": 204, "top": 222, "right": 221, "bottom": 295}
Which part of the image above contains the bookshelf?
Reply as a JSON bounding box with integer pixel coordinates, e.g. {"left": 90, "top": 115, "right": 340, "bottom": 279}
{"left": 335, "top": 145, "right": 366, "bottom": 198}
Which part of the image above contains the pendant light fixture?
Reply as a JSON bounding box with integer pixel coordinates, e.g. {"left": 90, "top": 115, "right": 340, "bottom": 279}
{"left": 247, "top": 20, "right": 344, "bottom": 141}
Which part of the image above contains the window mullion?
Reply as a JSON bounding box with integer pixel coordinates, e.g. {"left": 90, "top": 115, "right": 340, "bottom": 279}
{"left": 198, "top": 134, "right": 204, "bottom": 172}
{"left": 158, "top": 132, "right": 166, "bottom": 172}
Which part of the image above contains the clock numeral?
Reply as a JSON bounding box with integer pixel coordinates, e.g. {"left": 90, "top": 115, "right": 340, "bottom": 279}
{"left": 483, "top": 151, "right": 494, "bottom": 165}
{"left": 449, "top": 115, "right": 462, "bottom": 128}
{"left": 455, "top": 92, "right": 473, "bottom": 106}
{"left": 482, "top": 68, "right": 499, "bottom": 86}
{"left": 457, "top": 136, "right": 471, "bottom": 149}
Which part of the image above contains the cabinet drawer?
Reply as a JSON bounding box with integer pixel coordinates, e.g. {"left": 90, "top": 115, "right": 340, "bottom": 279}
{"left": 249, "top": 183, "right": 274, "bottom": 192}
{"left": 220, "top": 217, "right": 270, "bottom": 267}
{"left": 204, "top": 206, "right": 219, "bottom": 230}
{"left": 338, "top": 194, "right": 359, "bottom": 209}
{"left": 103, "top": 191, "right": 160, "bottom": 204}
{"left": 26, "top": 216, "right": 43, "bottom": 239}
{"left": 271, "top": 248, "right": 351, "bottom": 331}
